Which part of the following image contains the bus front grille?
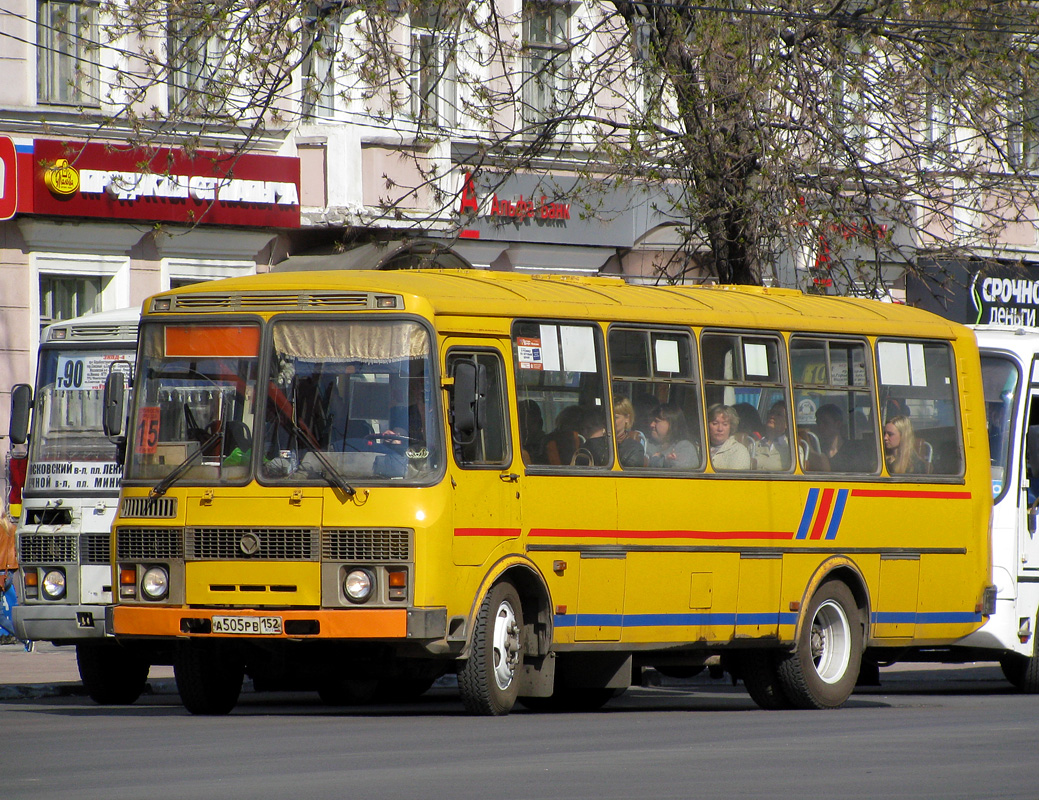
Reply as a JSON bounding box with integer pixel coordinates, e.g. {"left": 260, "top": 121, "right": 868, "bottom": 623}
{"left": 322, "top": 529, "right": 412, "bottom": 562}
{"left": 187, "top": 528, "right": 320, "bottom": 561}
{"left": 80, "top": 534, "right": 111, "bottom": 565}
{"left": 121, "top": 496, "right": 177, "bottom": 519}
{"left": 19, "top": 534, "right": 76, "bottom": 563}
{"left": 117, "top": 528, "right": 185, "bottom": 560}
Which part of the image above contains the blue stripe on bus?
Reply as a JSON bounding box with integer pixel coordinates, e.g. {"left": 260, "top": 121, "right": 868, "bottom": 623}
{"left": 796, "top": 488, "right": 819, "bottom": 540}
{"left": 554, "top": 612, "right": 800, "bottom": 628}
{"left": 824, "top": 488, "right": 849, "bottom": 540}
{"left": 872, "top": 611, "right": 982, "bottom": 624}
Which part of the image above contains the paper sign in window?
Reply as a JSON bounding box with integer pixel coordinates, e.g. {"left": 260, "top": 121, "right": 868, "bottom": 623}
{"left": 560, "top": 326, "right": 596, "bottom": 373}
{"left": 539, "top": 324, "right": 561, "bottom": 371}
{"left": 908, "top": 343, "right": 927, "bottom": 386}
{"left": 744, "top": 343, "right": 770, "bottom": 377}
{"left": 516, "top": 337, "right": 544, "bottom": 371}
{"left": 878, "top": 342, "right": 911, "bottom": 386}
{"left": 654, "top": 339, "right": 681, "bottom": 374}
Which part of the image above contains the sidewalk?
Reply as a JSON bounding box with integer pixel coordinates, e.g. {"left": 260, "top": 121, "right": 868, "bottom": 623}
{"left": 0, "top": 640, "right": 175, "bottom": 700}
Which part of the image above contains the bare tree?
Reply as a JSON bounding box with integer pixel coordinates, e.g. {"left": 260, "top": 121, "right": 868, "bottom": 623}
{"left": 88, "top": 0, "right": 1039, "bottom": 288}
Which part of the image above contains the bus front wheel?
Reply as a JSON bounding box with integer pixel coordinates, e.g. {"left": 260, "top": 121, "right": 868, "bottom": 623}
{"left": 76, "top": 643, "right": 148, "bottom": 705}
{"left": 458, "top": 581, "right": 523, "bottom": 716}
{"left": 174, "top": 641, "right": 244, "bottom": 715}
{"left": 776, "top": 580, "right": 863, "bottom": 709}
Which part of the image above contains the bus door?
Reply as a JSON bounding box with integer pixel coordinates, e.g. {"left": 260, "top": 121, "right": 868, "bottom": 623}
{"left": 445, "top": 345, "right": 520, "bottom": 569}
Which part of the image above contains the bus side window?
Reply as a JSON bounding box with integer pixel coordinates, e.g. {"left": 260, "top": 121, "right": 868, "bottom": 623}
{"left": 877, "top": 339, "right": 964, "bottom": 477}
{"left": 512, "top": 321, "right": 611, "bottom": 470}
{"left": 609, "top": 326, "right": 701, "bottom": 471}
{"left": 447, "top": 351, "right": 510, "bottom": 467}
{"left": 792, "top": 336, "right": 878, "bottom": 474}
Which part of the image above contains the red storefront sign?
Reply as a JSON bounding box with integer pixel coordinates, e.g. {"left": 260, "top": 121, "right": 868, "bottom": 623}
{"left": 0, "top": 136, "right": 17, "bottom": 221}
{"left": 31, "top": 140, "right": 300, "bottom": 228}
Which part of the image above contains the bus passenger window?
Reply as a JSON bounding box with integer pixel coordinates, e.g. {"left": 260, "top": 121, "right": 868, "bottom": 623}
{"left": 701, "top": 332, "right": 788, "bottom": 472}
{"left": 447, "top": 351, "right": 509, "bottom": 467}
{"left": 513, "top": 320, "right": 611, "bottom": 469}
{"left": 877, "top": 339, "right": 963, "bottom": 477}
{"left": 609, "top": 326, "right": 701, "bottom": 470}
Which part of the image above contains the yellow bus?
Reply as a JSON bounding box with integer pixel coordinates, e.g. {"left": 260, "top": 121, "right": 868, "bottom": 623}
{"left": 102, "top": 270, "right": 994, "bottom": 714}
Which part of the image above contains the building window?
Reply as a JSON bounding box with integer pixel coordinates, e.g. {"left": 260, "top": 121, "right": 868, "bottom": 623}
{"left": 37, "top": 0, "right": 99, "bottom": 107}
{"left": 410, "top": 9, "right": 456, "bottom": 127}
{"left": 39, "top": 274, "right": 104, "bottom": 330}
{"left": 1009, "top": 76, "right": 1039, "bottom": 172}
{"left": 522, "top": 2, "right": 571, "bottom": 131}
{"left": 925, "top": 64, "right": 953, "bottom": 159}
{"left": 303, "top": 6, "right": 342, "bottom": 120}
{"left": 168, "top": 9, "right": 229, "bottom": 115}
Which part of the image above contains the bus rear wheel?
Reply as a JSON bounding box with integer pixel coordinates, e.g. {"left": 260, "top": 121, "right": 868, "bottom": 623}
{"left": 76, "top": 643, "right": 148, "bottom": 705}
{"left": 776, "top": 581, "right": 863, "bottom": 709}
{"left": 458, "top": 581, "right": 523, "bottom": 716}
{"left": 174, "top": 641, "right": 244, "bottom": 715}
{"left": 1000, "top": 613, "right": 1039, "bottom": 692}
{"left": 740, "top": 651, "right": 793, "bottom": 710}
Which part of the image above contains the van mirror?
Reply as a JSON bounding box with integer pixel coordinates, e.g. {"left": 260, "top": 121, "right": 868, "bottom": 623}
{"left": 451, "top": 360, "right": 487, "bottom": 443}
{"left": 103, "top": 371, "right": 126, "bottom": 439}
{"left": 9, "top": 383, "right": 32, "bottom": 445}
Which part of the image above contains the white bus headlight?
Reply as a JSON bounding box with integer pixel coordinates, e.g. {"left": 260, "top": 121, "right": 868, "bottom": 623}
{"left": 41, "top": 569, "right": 66, "bottom": 600}
{"left": 141, "top": 566, "right": 169, "bottom": 601}
{"left": 343, "top": 569, "right": 375, "bottom": 604}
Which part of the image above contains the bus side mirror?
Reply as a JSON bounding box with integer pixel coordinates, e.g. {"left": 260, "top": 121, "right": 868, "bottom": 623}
{"left": 103, "top": 371, "right": 126, "bottom": 439}
{"left": 9, "top": 383, "right": 32, "bottom": 445}
{"left": 450, "top": 360, "right": 487, "bottom": 443}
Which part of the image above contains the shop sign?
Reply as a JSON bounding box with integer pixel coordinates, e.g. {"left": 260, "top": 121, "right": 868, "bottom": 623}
{"left": 31, "top": 139, "right": 300, "bottom": 228}
{"left": 0, "top": 136, "right": 17, "bottom": 221}
{"left": 971, "top": 267, "right": 1039, "bottom": 327}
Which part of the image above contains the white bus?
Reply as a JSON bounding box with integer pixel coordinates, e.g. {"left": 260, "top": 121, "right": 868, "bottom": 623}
{"left": 7, "top": 307, "right": 151, "bottom": 703}
{"left": 946, "top": 325, "right": 1039, "bottom": 689}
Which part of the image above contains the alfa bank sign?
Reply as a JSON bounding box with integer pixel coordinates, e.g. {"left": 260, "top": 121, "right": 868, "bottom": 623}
{"left": 28, "top": 139, "right": 300, "bottom": 228}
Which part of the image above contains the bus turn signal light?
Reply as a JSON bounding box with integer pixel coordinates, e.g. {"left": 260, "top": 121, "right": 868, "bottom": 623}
{"left": 388, "top": 570, "right": 407, "bottom": 600}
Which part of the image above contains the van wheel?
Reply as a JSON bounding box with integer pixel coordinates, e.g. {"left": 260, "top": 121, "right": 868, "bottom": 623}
{"left": 174, "top": 641, "right": 244, "bottom": 715}
{"left": 77, "top": 644, "right": 148, "bottom": 705}
{"left": 1000, "top": 616, "right": 1039, "bottom": 692}
{"left": 776, "top": 581, "right": 863, "bottom": 709}
{"left": 740, "top": 651, "right": 793, "bottom": 710}
{"left": 458, "top": 581, "right": 523, "bottom": 716}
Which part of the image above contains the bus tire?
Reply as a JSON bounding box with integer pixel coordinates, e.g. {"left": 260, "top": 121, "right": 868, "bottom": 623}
{"left": 740, "top": 651, "right": 793, "bottom": 710}
{"left": 76, "top": 643, "right": 148, "bottom": 705}
{"left": 174, "top": 641, "right": 244, "bottom": 715}
{"left": 776, "top": 580, "right": 863, "bottom": 709}
{"left": 1000, "top": 616, "right": 1039, "bottom": 692}
{"left": 458, "top": 581, "right": 523, "bottom": 716}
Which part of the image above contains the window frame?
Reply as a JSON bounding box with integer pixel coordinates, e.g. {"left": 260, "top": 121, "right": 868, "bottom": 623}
{"left": 37, "top": 0, "right": 100, "bottom": 107}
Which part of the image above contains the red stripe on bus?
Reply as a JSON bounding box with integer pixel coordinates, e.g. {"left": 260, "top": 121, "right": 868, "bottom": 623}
{"left": 809, "top": 488, "right": 835, "bottom": 540}
{"left": 850, "top": 489, "right": 972, "bottom": 500}
{"left": 454, "top": 528, "right": 522, "bottom": 537}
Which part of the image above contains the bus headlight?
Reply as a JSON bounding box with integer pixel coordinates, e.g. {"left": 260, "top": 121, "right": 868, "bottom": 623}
{"left": 141, "top": 566, "right": 169, "bottom": 601}
{"left": 41, "top": 569, "right": 66, "bottom": 601}
{"left": 343, "top": 569, "right": 375, "bottom": 604}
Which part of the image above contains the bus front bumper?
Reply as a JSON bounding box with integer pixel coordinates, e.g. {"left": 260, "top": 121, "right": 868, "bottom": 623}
{"left": 13, "top": 604, "right": 110, "bottom": 642}
{"left": 109, "top": 605, "right": 447, "bottom": 642}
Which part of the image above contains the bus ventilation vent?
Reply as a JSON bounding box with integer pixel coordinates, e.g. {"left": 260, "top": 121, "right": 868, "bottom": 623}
{"left": 169, "top": 292, "right": 399, "bottom": 312}
{"left": 322, "top": 529, "right": 411, "bottom": 562}
{"left": 19, "top": 534, "right": 76, "bottom": 563}
{"left": 117, "top": 528, "right": 184, "bottom": 560}
{"left": 186, "top": 528, "right": 320, "bottom": 560}
{"left": 69, "top": 324, "right": 138, "bottom": 340}
{"left": 80, "top": 534, "right": 111, "bottom": 565}
{"left": 121, "top": 496, "right": 177, "bottom": 519}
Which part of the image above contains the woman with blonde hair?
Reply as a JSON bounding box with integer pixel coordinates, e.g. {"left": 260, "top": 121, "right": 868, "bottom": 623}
{"left": 613, "top": 396, "right": 647, "bottom": 467}
{"left": 884, "top": 415, "right": 924, "bottom": 474}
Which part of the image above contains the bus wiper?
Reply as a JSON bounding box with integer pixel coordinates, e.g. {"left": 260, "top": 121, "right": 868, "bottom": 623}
{"left": 149, "top": 429, "right": 223, "bottom": 498}
{"left": 280, "top": 414, "right": 356, "bottom": 498}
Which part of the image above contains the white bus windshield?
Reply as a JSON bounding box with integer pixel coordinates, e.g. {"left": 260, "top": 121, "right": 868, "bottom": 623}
{"left": 26, "top": 346, "right": 134, "bottom": 495}
{"left": 981, "top": 353, "right": 1019, "bottom": 499}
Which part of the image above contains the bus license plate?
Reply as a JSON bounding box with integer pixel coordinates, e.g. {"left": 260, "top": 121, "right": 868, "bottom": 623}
{"left": 211, "top": 615, "right": 282, "bottom": 635}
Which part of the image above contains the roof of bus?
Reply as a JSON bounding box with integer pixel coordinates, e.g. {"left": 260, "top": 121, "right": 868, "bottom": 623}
{"left": 971, "top": 324, "right": 1039, "bottom": 349}
{"left": 41, "top": 306, "right": 141, "bottom": 344}
{"left": 152, "top": 270, "right": 969, "bottom": 339}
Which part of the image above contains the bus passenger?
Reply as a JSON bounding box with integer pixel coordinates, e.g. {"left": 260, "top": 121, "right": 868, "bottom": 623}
{"left": 546, "top": 405, "right": 584, "bottom": 466}
{"left": 707, "top": 404, "right": 751, "bottom": 470}
{"left": 575, "top": 409, "right": 610, "bottom": 466}
{"left": 518, "top": 399, "right": 548, "bottom": 464}
{"left": 613, "top": 397, "right": 647, "bottom": 467}
{"left": 815, "top": 404, "right": 846, "bottom": 465}
{"left": 754, "top": 401, "right": 791, "bottom": 471}
{"left": 647, "top": 403, "right": 698, "bottom": 469}
{"left": 884, "top": 415, "right": 925, "bottom": 474}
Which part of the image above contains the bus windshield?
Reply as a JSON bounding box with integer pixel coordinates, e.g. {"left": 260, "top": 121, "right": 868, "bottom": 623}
{"left": 26, "top": 346, "right": 134, "bottom": 495}
{"left": 127, "top": 322, "right": 261, "bottom": 485}
{"left": 261, "top": 318, "right": 440, "bottom": 484}
{"left": 981, "top": 353, "right": 1020, "bottom": 498}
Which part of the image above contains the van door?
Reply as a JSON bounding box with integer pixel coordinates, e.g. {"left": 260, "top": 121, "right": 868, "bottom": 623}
{"left": 444, "top": 344, "right": 520, "bottom": 568}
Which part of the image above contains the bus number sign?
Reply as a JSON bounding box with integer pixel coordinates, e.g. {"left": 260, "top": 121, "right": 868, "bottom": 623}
{"left": 135, "top": 406, "right": 160, "bottom": 454}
